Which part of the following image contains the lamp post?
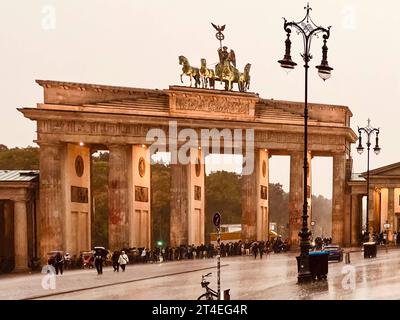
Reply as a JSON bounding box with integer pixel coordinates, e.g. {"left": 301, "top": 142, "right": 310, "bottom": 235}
{"left": 356, "top": 119, "right": 381, "bottom": 241}
{"left": 278, "top": 3, "right": 333, "bottom": 283}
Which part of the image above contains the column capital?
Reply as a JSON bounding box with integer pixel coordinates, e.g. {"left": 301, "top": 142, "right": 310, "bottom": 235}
{"left": 331, "top": 151, "right": 347, "bottom": 157}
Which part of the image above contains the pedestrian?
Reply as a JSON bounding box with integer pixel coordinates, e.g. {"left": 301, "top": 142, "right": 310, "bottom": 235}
{"left": 252, "top": 242, "right": 258, "bottom": 259}
{"left": 245, "top": 242, "right": 250, "bottom": 256}
{"left": 141, "top": 248, "right": 147, "bottom": 263}
{"left": 112, "top": 250, "right": 120, "bottom": 272}
{"left": 54, "top": 252, "right": 64, "bottom": 275}
{"left": 64, "top": 252, "right": 71, "bottom": 270}
{"left": 119, "top": 250, "right": 129, "bottom": 271}
{"left": 259, "top": 241, "right": 265, "bottom": 259}
{"left": 94, "top": 251, "right": 104, "bottom": 275}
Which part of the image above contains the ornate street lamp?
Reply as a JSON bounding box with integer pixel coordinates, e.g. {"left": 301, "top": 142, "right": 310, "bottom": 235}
{"left": 357, "top": 119, "right": 380, "bottom": 241}
{"left": 278, "top": 3, "right": 333, "bottom": 283}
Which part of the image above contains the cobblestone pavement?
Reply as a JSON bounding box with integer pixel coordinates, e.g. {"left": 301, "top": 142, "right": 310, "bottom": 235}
{"left": 1, "top": 246, "right": 399, "bottom": 300}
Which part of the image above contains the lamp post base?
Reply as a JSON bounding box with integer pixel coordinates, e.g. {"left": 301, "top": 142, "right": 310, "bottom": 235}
{"left": 296, "top": 255, "right": 313, "bottom": 284}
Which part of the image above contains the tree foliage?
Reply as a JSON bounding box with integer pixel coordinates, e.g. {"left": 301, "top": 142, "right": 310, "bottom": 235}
{"left": 151, "top": 163, "right": 171, "bottom": 244}
{"left": 0, "top": 146, "right": 39, "bottom": 170}
{"left": 268, "top": 183, "right": 289, "bottom": 238}
{"left": 205, "top": 171, "right": 242, "bottom": 241}
{"left": 91, "top": 153, "right": 109, "bottom": 247}
{"left": 311, "top": 195, "right": 332, "bottom": 237}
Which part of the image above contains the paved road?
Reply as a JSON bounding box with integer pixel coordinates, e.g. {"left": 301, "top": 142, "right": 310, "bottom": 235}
{"left": 1, "top": 247, "right": 399, "bottom": 300}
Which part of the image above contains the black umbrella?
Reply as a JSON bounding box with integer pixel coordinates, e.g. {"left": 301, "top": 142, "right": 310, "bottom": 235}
{"left": 94, "top": 246, "right": 108, "bottom": 257}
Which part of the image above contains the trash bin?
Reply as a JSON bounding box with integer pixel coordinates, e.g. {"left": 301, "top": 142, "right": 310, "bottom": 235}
{"left": 220, "top": 289, "right": 230, "bottom": 300}
{"left": 309, "top": 251, "right": 329, "bottom": 280}
{"left": 363, "top": 242, "right": 377, "bottom": 258}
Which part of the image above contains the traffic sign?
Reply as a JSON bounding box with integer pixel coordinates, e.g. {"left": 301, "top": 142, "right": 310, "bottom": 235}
{"left": 213, "top": 212, "right": 221, "bottom": 227}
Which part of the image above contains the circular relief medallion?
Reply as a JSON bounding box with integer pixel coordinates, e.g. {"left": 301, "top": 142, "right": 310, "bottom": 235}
{"left": 262, "top": 160, "right": 267, "bottom": 178}
{"left": 138, "top": 157, "right": 146, "bottom": 177}
{"left": 195, "top": 157, "right": 201, "bottom": 177}
{"left": 75, "top": 155, "right": 84, "bottom": 177}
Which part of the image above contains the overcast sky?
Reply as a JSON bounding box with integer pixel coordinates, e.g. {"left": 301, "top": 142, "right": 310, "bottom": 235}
{"left": 1, "top": 0, "right": 398, "bottom": 198}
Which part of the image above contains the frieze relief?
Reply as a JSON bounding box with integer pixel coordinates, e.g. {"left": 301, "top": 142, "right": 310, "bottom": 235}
{"left": 39, "top": 120, "right": 157, "bottom": 137}
{"left": 173, "top": 93, "right": 252, "bottom": 114}
{"left": 255, "top": 131, "right": 344, "bottom": 145}
{"left": 38, "top": 119, "right": 345, "bottom": 148}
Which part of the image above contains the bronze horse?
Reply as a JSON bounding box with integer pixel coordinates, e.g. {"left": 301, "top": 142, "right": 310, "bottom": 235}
{"left": 239, "top": 63, "right": 251, "bottom": 92}
{"left": 179, "top": 55, "right": 200, "bottom": 88}
{"left": 200, "top": 58, "right": 216, "bottom": 89}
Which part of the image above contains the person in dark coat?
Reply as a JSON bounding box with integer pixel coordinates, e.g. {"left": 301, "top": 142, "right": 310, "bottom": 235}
{"left": 94, "top": 250, "right": 104, "bottom": 275}
{"left": 252, "top": 242, "right": 259, "bottom": 259}
{"left": 112, "top": 250, "right": 120, "bottom": 272}
{"left": 258, "top": 241, "right": 265, "bottom": 259}
{"left": 54, "top": 252, "right": 64, "bottom": 275}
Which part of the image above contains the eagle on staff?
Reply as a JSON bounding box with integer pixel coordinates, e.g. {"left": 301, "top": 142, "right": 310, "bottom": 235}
{"left": 178, "top": 23, "right": 251, "bottom": 92}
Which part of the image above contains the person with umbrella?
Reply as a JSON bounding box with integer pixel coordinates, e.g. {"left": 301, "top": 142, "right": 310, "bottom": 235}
{"left": 94, "top": 247, "right": 107, "bottom": 275}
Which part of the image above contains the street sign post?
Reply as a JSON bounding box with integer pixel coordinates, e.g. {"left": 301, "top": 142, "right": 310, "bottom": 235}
{"left": 213, "top": 212, "right": 221, "bottom": 299}
{"left": 213, "top": 212, "right": 221, "bottom": 228}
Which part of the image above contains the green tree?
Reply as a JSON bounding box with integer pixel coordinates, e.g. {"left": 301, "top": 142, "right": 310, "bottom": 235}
{"left": 205, "top": 171, "right": 242, "bottom": 242}
{"left": 151, "top": 163, "right": 171, "bottom": 246}
{"left": 91, "top": 153, "right": 109, "bottom": 247}
{"left": 268, "top": 183, "right": 289, "bottom": 238}
{"left": 0, "top": 146, "right": 39, "bottom": 170}
{"left": 311, "top": 195, "right": 332, "bottom": 238}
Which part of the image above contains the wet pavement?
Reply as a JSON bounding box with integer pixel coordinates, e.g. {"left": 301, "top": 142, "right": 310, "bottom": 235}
{"left": 1, "top": 246, "right": 400, "bottom": 300}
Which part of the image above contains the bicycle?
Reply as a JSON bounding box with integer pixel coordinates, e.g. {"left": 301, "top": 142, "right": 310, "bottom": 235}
{"left": 197, "top": 272, "right": 218, "bottom": 300}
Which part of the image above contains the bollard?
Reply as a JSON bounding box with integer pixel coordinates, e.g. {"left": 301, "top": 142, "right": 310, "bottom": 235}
{"left": 345, "top": 251, "right": 350, "bottom": 264}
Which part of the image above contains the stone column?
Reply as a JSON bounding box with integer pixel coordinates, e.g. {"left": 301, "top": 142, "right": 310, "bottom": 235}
{"left": 108, "top": 145, "right": 132, "bottom": 250}
{"left": 188, "top": 148, "right": 205, "bottom": 246}
{"left": 332, "top": 153, "right": 346, "bottom": 245}
{"left": 368, "top": 187, "right": 376, "bottom": 235}
{"left": 130, "top": 145, "right": 151, "bottom": 248}
{"left": 14, "top": 200, "right": 28, "bottom": 271}
{"left": 2, "top": 201, "right": 14, "bottom": 262}
{"left": 170, "top": 163, "right": 189, "bottom": 246}
{"left": 289, "top": 151, "right": 303, "bottom": 247}
{"left": 351, "top": 195, "right": 361, "bottom": 246}
{"left": 0, "top": 202, "right": 3, "bottom": 257}
{"left": 388, "top": 188, "right": 395, "bottom": 241}
{"left": 39, "top": 143, "right": 65, "bottom": 260}
{"left": 170, "top": 148, "right": 205, "bottom": 246}
{"left": 257, "top": 149, "right": 269, "bottom": 241}
{"left": 241, "top": 149, "right": 259, "bottom": 241}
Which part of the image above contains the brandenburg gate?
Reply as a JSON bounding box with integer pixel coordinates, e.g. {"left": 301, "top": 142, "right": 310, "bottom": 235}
{"left": 19, "top": 79, "right": 357, "bottom": 262}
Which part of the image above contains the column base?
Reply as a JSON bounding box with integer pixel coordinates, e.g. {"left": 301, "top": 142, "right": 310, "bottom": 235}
{"left": 13, "top": 266, "right": 30, "bottom": 273}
